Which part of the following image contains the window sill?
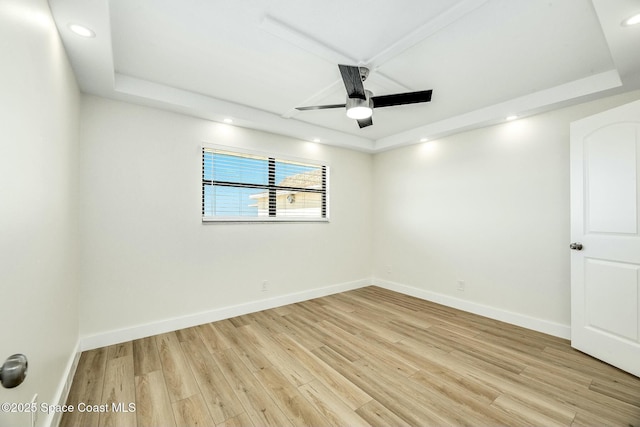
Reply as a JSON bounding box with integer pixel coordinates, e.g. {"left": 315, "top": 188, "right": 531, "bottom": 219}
{"left": 202, "top": 217, "right": 330, "bottom": 224}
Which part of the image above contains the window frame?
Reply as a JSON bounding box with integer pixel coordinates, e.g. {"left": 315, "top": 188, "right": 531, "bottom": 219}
{"left": 201, "top": 144, "right": 330, "bottom": 223}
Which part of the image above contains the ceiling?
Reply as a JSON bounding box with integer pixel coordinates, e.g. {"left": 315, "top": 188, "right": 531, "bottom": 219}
{"left": 48, "top": 0, "right": 640, "bottom": 152}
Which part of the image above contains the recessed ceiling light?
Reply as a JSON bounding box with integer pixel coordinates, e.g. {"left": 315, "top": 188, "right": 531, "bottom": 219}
{"left": 420, "top": 138, "right": 429, "bottom": 142}
{"left": 622, "top": 12, "right": 640, "bottom": 26}
{"left": 68, "top": 23, "right": 95, "bottom": 38}
{"left": 312, "top": 138, "right": 321, "bottom": 143}
{"left": 223, "top": 118, "right": 233, "bottom": 124}
{"left": 506, "top": 115, "right": 518, "bottom": 121}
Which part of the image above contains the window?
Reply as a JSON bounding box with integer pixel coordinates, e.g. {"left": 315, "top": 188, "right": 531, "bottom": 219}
{"left": 202, "top": 147, "right": 329, "bottom": 222}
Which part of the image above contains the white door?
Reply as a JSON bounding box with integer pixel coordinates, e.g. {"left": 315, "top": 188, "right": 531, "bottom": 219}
{"left": 570, "top": 99, "right": 640, "bottom": 378}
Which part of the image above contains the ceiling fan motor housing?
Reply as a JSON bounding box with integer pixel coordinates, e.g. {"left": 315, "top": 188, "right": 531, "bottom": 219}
{"left": 358, "top": 66, "right": 369, "bottom": 82}
{"left": 346, "top": 90, "right": 373, "bottom": 119}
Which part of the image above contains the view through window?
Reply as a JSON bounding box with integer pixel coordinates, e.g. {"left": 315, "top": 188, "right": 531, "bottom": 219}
{"left": 202, "top": 148, "right": 328, "bottom": 221}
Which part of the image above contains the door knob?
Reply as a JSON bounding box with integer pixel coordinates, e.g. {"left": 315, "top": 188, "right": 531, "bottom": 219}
{"left": 0, "top": 354, "right": 28, "bottom": 389}
{"left": 569, "top": 242, "right": 583, "bottom": 251}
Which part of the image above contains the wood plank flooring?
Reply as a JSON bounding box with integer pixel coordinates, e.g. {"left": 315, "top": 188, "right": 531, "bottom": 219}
{"left": 60, "top": 286, "right": 640, "bottom": 426}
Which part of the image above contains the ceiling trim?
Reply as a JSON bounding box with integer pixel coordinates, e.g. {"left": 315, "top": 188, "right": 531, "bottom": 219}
{"left": 365, "top": 0, "right": 488, "bottom": 66}
{"left": 260, "top": 16, "right": 357, "bottom": 65}
{"left": 114, "top": 73, "right": 376, "bottom": 151}
{"left": 375, "top": 69, "right": 623, "bottom": 151}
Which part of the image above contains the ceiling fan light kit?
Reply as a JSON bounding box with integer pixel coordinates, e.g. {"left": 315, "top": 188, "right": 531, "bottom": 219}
{"left": 296, "top": 64, "right": 433, "bottom": 129}
{"left": 346, "top": 91, "right": 373, "bottom": 119}
{"left": 346, "top": 105, "right": 373, "bottom": 120}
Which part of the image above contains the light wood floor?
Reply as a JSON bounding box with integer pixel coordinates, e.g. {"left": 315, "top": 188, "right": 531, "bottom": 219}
{"left": 60, "top": 286, "right": 640, "bottom": 426}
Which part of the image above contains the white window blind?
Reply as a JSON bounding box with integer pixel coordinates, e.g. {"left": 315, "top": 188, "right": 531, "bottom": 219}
{"left": 202, "top": 147, "right": 329, "bottom": 221}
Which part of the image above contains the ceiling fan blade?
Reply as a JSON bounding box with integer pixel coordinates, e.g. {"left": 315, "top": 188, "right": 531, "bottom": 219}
{"left": 357, "top": 117, "right": 373, "bottom": 128}
{"left": 338, "top": 64, "right": 366, "bottom": 100}
{"left": 295, "top": 103, "right": 346, "bottom": 111}
{"left": 372, "top": 90, "right": 433, "bottom": 108}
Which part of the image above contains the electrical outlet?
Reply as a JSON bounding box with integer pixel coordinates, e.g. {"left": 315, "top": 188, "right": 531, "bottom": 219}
{"left": 386, "top": 265, "right": 392, "bottom": 275}
{"left": 30, "top": 394, "right": 38, "bottom": 427}
{"left": 261, "top": 281, "right": 269, "bottom": 292}
{"left": 457, "top": 280, "right": 465, "bottom": 292}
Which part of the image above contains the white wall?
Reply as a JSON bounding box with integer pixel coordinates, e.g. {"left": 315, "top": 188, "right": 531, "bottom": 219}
{"left": 0, "top": 1, "right": 80, "bottom": 426}
{"left": 373, "top": 90, "right": 640, "bottom": 335}
{"left": 78, "top": 96, "right": 372, "bottom": 340}
{"left": 77, "top": 90, "right": 640, "bottom": 344}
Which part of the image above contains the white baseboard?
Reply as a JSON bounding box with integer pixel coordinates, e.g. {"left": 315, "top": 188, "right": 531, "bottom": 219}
{"left": 79, "top": 276, "right": 570, "bottom": 351}
{"left": 80, "top": 278, "right": 371, "bottom": 351}
{"left": 47, "top": 340, "right": 81, "bottom": 427}
{"left": 373, "top": 278, "right": 571, "bottom": 339}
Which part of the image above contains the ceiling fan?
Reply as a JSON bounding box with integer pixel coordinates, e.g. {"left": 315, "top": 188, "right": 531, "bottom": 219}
{"left": 296, "top": 64, "right": 433, "bottom": 128}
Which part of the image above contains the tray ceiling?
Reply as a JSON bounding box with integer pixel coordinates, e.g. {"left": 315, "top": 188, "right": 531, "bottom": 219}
{"left": 49, "top": 0, "right": 640, "bottom": 151}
